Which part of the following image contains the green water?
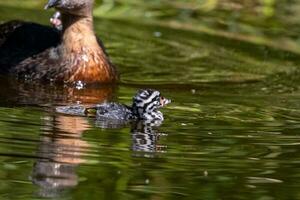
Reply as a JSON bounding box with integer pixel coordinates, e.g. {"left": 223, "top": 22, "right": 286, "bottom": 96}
{"left": 0, "top": 1, "right": 300, "bottom": 199}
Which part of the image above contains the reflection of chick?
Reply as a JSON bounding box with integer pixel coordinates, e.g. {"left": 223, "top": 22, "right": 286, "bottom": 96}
{"left": 32, "top": 115, "right": 91, "bottom": 198}
{"left": 131, "top": 121, "right": 168, "bottom": 157}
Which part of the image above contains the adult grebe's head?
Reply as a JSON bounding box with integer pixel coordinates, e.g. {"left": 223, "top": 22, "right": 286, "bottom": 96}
{"left": 132, "top": 89, "right": 171, "bottom": 120}
{"left": 45, "top": 0, "right": 94, "bottom": 17}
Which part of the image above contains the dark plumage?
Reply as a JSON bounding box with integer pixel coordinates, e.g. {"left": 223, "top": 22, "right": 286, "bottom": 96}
{"left": 0, "top": 0, "right": 117, "bottom": 84}
{"left": 0, "top": 21, "right": 60, "bottom": 73}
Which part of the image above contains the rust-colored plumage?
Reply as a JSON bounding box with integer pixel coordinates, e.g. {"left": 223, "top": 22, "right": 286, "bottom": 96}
{"left": 0, "top": 0, "right": 118, "bottom": 84}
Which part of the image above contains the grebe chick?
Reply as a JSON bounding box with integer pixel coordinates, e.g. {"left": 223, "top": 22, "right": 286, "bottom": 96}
{"left": 56, "top": 89, "right": 171, "bottom": 121}
{"left": 92, "top": 89, "right": 171, "bottom": 121}
{"left": 0, "top": 0, "right": 117, "bottom": 84}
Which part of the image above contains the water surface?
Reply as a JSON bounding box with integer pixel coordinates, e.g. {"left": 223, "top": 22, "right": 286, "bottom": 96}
{"left": 0, "top": 2, "right": 300, "bottom": 200}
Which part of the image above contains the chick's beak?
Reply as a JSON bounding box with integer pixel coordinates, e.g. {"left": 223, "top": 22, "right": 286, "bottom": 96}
{"left": 160, "top": 96, "right": 171, "bottom": 107}
{"left": 45, "top": 0, "right": 59, "bottom": 9}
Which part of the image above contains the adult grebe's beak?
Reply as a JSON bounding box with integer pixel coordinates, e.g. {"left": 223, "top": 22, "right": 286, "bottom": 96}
{"left": 45, "top": 0, "right": 59, "bottom": 9}
{"left": 160, "top": 96, "right": 171, "bottom": 107}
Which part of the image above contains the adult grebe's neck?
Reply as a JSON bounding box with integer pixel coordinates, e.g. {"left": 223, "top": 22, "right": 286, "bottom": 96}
{"left": 54, "top": 12, "right": 118, "bottom": 84}
{"left": 61, "top": 14, "right": 99, "bottom": 55}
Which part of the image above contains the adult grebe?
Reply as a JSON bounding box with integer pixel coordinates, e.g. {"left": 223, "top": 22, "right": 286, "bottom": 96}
{"left": 0, "top": 0, "right": 117, "bottom": 85}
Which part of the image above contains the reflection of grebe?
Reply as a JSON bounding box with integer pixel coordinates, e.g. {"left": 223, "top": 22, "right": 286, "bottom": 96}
{"left": 0, "top": 0, "right": 117, "bottom": 84}
{"left": 32, "top": 115, "right": 91, "bottom": 198}
{"left": 13, "top": 82, "right": 115, "bottom": 105}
